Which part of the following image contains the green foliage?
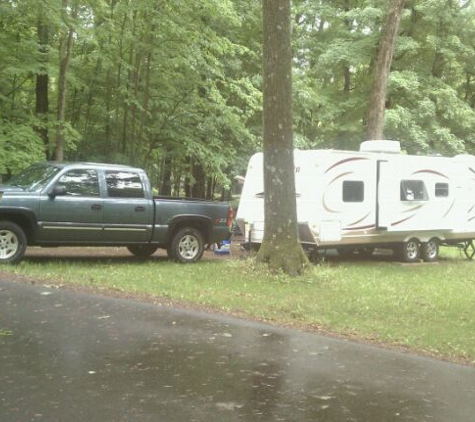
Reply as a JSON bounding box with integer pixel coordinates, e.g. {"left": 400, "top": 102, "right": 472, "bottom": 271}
{"left": 293, "top": 0, "right": 475, "bottom": 153}
{"left": 1, "top": 0, "right": 475, "bottom": 183}
{"left": 0, "top": 122, "right": 45, "bottom": 175}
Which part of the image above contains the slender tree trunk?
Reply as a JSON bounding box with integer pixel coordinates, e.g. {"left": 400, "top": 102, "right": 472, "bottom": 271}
{"left": 160, "top": 152, "right": 172, "bottom": 196}
{"left": 191, "top": 161, "right": 206, "bottom": 199}
{"left": 36, "top": 15, "right": 49, "bottom": 157}
{"left": 366, "top": 0, "right": 405, "bottom": 140}
{"left": 206, "top": 176, "right": 213, "bottom": 200}
{"left": 55, "top": 1, "right": 78, "bottom": 161}
{"left": 257, "top": 0, "right": 308, "bottom": 275}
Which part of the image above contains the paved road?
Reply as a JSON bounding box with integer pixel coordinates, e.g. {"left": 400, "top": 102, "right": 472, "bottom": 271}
{"left": 1, "top": 279, "right": 474, "bottom": 422}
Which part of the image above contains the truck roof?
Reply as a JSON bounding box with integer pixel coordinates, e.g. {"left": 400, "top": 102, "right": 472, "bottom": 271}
{"left": 34, "top": 162, "right": 144, "bottom": 171}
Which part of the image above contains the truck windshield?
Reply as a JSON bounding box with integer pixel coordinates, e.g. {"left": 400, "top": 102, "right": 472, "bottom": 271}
{"left": 5, "top": 164, "right": 61, "bottom": 192}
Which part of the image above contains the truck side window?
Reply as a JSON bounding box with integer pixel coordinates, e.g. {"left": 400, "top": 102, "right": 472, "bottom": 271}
{"left": 400, "top": 180, "right": 428, "bottom": 201}
{"left": 106, "top": 171, "right": 144, "bottom": 198}
{"left": 57, "top": 169, "right": 100, "bottom": 197}
{"left": 342, "top": 181, "right": 364, "bottom": 202}
{"left": 435, "top": 183, "right": 449, "bottom": 197}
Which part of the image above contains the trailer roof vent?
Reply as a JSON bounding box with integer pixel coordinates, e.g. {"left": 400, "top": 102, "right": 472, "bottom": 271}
{"left": 359, "top": 140, "right": 401, "bottom": 154}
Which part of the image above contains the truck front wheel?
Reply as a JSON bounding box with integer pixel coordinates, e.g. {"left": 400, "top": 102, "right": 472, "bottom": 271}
{"left": 0, "top": 221, "right": 27, "bottom": 264}
{"left": 169, "top": 227, "right": 205, "bottom": 263}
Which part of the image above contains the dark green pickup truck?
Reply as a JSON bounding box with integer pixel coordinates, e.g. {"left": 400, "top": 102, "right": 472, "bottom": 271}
{"left": 0, "top": 162, "right": 233, "bottom": 264}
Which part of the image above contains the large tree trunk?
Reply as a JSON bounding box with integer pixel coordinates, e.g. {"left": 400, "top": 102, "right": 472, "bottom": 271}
{"left": 366, "top": 0, "right": 405, "bottom": 140}
{"left": 257, "top": 0, "right": 308, "bottom": 275}
{"left": 55, "top": 1, "right": 78, "bottom": 161}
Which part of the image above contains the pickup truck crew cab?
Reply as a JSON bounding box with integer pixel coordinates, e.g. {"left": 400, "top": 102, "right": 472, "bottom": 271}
{"left": 0, "top": 162, "right": 233, "bottom": 264}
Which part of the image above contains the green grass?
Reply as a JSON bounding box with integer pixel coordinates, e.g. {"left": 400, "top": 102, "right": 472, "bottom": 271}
{"left": 2, "top": 247, "right": 475, "bottom": 364}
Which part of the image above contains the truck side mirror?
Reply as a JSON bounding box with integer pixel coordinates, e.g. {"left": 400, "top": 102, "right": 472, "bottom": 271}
{"left": 49, "top": 185, "right": 67, "bottom": 198}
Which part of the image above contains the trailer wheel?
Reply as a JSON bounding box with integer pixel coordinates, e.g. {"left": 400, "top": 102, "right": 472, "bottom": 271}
{"left": 399, "top": 238, "right": 420, "bottom": 263}
{"left": 0, "top": 221, "right": 27, "bottom": 264}
{"left": 169, "top": 227, "right": 205, "bottom": 263}
{"left": 421, "top": 238, "right": 439, "bottom": 262}
{"left": 127, "top": 244, "right": 159, "bottom": 257}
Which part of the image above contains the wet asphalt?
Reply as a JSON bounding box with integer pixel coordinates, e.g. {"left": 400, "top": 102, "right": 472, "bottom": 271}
{"left": 1, "top": 279, "right": 474, "bottom": 422}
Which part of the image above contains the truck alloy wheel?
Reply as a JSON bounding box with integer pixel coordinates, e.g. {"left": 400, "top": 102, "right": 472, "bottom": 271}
{"left": 0, "top": 221, "right": 27, "bottom": 264}
{"left": 170, "top": 227, "right": 205, "bottom": 263}
{"left": 421, "top": 238, "right": 439, "bottom": 262}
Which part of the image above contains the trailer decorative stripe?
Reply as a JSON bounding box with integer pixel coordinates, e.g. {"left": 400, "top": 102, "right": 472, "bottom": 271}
{"left": 411, "top": 169, "right": 449, "bottom": 179}
{"left": 343, "top": 224, "right": 376, "bottom": 231}
{"left": 391, "top": 214, "right": 416, "bottom": 227}
{"left": 347, "top": 211, "right": 372, "bottom": 227}
{"left": 329, "top": 171, "right": 353, "bottom": 185}
{"left": 403, "top": 204, "right": 425, "bottom": 213}
{"left": 322, "top": 171, "right": 354, "bottom": 214}
{"left": 443, "top": 200, "right": 456, "bottom": 218}
{"left": 324, "top": 157, "right": 369, "bottom": 174}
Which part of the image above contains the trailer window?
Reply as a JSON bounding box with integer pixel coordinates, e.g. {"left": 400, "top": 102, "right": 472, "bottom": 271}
{"left": 435, "top": 183, "right": 449, "bottom": 197}
{"left": 400, "top": 180, "right": 428, "bottom": 201}
{"left": 342, "top": 181, "right": 364, "bottom": 202}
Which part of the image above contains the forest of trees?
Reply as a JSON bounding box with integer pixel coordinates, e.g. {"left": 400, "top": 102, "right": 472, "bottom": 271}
{"left": 1, "top": 0, "right": 475, "bottom": 195}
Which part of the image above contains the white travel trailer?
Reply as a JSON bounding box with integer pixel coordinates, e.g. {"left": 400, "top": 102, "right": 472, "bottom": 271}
{"left": 236, "top": 141, "right": 475, "bottom": 262}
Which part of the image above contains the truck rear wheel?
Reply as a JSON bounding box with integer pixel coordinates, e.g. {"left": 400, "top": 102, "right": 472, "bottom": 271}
{"left": 0, "top": 221, "right": 27, "bottom": 264}
{"left": 169, "top": 227, "right": 204, "bottom": 263}
{"left": 127, "top": 244, "right": 158, "bottom": 257}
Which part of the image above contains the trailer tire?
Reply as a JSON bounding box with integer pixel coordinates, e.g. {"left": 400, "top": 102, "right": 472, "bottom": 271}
{"left": 421, "top": 238, "right": 439, "bottom": 262}
{"left": 0, "top": 221, "right": 27, "bottom": 264}
{"left": 169, "top": 227, "right": 205, "bottom": 263}
{"left": 399, "top": 238, "right": 420, "bottom": 263}
{"left": 127, "top": 244, "right": 159, "bottom": 257}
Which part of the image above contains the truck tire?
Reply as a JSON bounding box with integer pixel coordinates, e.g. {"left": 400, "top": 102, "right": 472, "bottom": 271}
{"left": 127, "top": 244, "right": 159, "bottom": 257}
{"left": 0, "top": 221, "right": 27, "bottom": 264}
{"left": 398, "top": 238, "right": 420, "bottom": 263}
{"left": 421, "top": 238, "right": 439, "bottom": 262}
{"left": 169, "top": 227, "right": 205, "bottom": 263}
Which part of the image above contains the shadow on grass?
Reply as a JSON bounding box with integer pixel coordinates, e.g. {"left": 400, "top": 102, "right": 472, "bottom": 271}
{"left": 310, "top": 247, "right": 466, "bottom": 265}
{"left": 22, "top": 247, "right": 229, "bottom": 266}
{"left": 23, "top": 255, "right": 171, "bottom": 265}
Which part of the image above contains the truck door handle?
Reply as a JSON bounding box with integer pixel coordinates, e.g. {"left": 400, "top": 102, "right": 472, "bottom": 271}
{"left": 91, "top": 204, "right": 102, "bottom": 211}
{"left": 135, "top": 206, "right": 145, "bottom": 212}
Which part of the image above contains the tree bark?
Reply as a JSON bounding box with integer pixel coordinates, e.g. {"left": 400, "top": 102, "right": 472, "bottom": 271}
{"left": 55, "top": 0, "right": 78, "bottom": 161}
{"left": 257, "top": 0, "right": 308, "bottom": 275}
{"left": 366, "top": 0, "right": 405, "bottom": 140}
{"left": 36, "top": 15, "right": 49, "bottom": 157}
